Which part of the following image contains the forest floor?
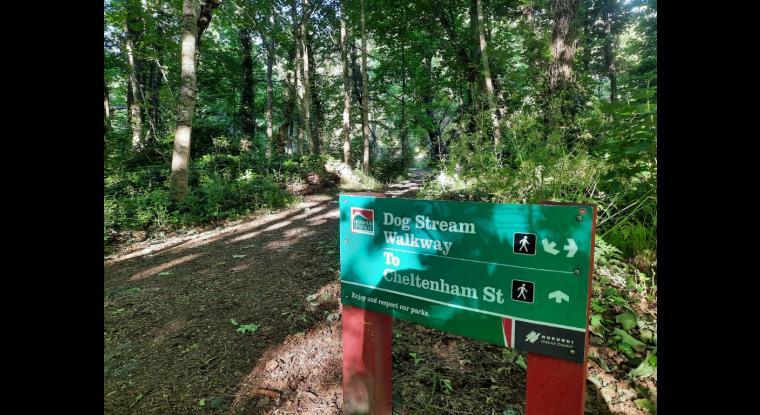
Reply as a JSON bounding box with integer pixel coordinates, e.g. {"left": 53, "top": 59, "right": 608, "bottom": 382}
{"left": 104, "top": 167, "right": 648, "bottom": 415}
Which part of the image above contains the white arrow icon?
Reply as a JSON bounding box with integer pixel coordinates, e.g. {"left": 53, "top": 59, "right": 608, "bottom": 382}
{"left": 563, "top": 239, "right": 578, "bottom": 258}
{"left": 548, "top": 290, "right": 569, "bottom": 303}
{"left": 541, "top": 239, "right": 560, "bottom": 255}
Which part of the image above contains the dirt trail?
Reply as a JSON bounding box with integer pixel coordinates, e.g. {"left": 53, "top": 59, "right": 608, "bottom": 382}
{"left": 104, "top": 171, "right": 430, "bottom": 414}
{"left": 104, "top": 169, "right": 620, "bottom": 415}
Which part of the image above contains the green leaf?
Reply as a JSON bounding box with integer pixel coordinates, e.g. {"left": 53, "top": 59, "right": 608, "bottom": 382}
{"left": 613, "top": 328, "right": 646, "bottom": 351}
{"left": 237, "top": 323, "right": 259, "bottom": 334}
{"left": 230, "top": 319, "right": 238, "bottom": 326}
{"left": 629, "top": 352, "right": 657, "bottom": 378}
{"left": 647, "top": 353, "right": 657, "bottom": 368}
{"left": 590, "top": 353, "right": 611, "bottom": 372}
{"left": 634, "top": 398, "right": 657, "bottom": 413}
{"left": 625, "top": 141, "right": 654, "bottom": 155}
{"left": 615, "top": 311, "right": 638, "bottom": 330}
{"left": 590, "top": 314, "right": 605, "bottom": 337}
{"left": 209, "top": 396, "right": 225, "bottom": 409}
{"left": 199, "top": 399, "right": 206, "bottom": 407}
{"left": 515, "top": 354, "right": 527, "bottom": 370}
{"left": 157, "top": 271, "right": 172, "bottom": 276}
{"left": 590, "top": 314, "right": 603, "bottom": 329}
{"left": 232, "top": 254, "right": 246, "bottom": 258}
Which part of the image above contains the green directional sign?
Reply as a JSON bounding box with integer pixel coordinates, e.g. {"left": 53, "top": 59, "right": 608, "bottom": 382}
{"left": 339, "top": 195, "right": 596, "bottom": 363}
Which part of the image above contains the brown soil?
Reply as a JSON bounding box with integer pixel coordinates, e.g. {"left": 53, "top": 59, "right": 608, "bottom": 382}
{"left": 104, "top": 169, "right": 650, "bottom": 414}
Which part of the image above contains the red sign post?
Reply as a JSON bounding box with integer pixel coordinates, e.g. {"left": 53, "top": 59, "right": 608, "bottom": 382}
{"left": 341, "top": 193, "right": 595, "bottom": 414}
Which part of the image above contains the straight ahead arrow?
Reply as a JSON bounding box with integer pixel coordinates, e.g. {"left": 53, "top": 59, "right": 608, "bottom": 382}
{"left": 548, "top": 290, "right": 569, "bottom": 304}
{"left": 541, "top": 239, "right": 560, "bottom": 255}
{"left": 563, "top": 239, "right": 578, "bottom": 258}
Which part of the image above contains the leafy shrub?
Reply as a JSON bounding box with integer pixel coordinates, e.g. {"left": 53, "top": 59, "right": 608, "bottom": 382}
{"left": 104, "top": 155, "right": 295, "bottom": 249}
{"left": 372, "top": 156, "right": 410, "bottom": 183}
{"left": 324, "top": 158, "right": 382, "bottom": 191}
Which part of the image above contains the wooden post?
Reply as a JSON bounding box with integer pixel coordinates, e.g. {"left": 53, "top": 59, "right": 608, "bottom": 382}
{"left": 342, "top": 192, "right": 392, "bottom": 415}
{"left": 526, "top": 354, "right": 588, "bottom": 415}
{"left": 525, "top": 202, "right": 597, "bottom": 415}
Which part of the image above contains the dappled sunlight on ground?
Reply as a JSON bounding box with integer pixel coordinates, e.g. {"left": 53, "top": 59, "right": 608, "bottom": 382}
{"left": 385, "top": 168, "right": 429, "bottom": 199}
{"left": 104, "top": 194, "right": 345, "bottom": 414}
{"left": 105, "top": 198, "right": 332, "bottom": 266}
{"left": 128, "top": 253, "right": 202, "bottom": 281}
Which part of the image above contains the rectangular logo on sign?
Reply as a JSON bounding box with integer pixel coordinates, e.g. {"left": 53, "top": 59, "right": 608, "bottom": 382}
{"left": 513, "top": 320, "right": 586, "bottom": 363}
{"left": 350, "top": 207, "right": 375, "bottom": 235}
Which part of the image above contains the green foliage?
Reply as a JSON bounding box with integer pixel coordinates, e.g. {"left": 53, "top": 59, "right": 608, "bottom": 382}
{"left": 409, "top": 352, "right": 424, "bottom": 367}
{"left": 372, "top": 156, "right": 411, "bottom": 183}
{"left": 230, "top": 318, "right": 260, "bottom": 334}
{"left": 615, "top": 310, "right": 638, "bottom": 331}
{"left": 104, "top": 155, "right": 295, "bottom": 249}
{"left": 634, "top": 398, "right": 657, "bottom": 414}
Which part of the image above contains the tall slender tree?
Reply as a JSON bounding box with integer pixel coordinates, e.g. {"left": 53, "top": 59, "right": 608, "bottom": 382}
{"left": 291, "top": 0, "right": 304, "bottom": 155}
{"left": 265, "top": 7, "right": 275, "bottom": 156}
{"left": 169, "top": 0, "right": 221, "bottom": 203}
{"left": 340, "top": 0, "right": 351, "bottom": 164}
{"left": 104, "top": 78, "right": 111, "bottom": 141}
{"left": 308, "top": 31, "right": 322, "bottom": 153}
{"left": 475, "top": 0, "right": 501, "bottom": 149}
{"left": 124, "top": 0, "right": 144, "bottom": 149}
{"left": 301, "top": 0, "right": 314, "bottom": 155}
{"left": 239, "top": 28, "right": 256, "bottom": 140}
{"left": 399, "top": 40, "right": 408, "bottom": 161}
{"left": 601, "top": 0, "right": 618, "bottom": 102}
{"left": 360, "top": 0, "right": 370, "bottom": 172}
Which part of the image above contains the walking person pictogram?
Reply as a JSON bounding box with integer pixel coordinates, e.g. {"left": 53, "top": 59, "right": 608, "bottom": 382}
{"left": 511, "top": 280, "right": 534, "bottom": 303}
{"left": 519, "top": 236, "right": 530, "bottom": 252}
{"left": 517, "top": 283, "right": 528, "bottom": 299}
{"left": 513, "top": 233, "right": 536, "bottom": 255}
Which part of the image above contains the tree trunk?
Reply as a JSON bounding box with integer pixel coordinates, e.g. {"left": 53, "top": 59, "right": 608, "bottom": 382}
{"left": 308, "top": 32, "right": 322, "bottom": 154}
{"left": 340, "top": 0, "right": 351, "bottom": 164}
{"left": 124, "top": 6, "right": 144, "bottom": 150}
{"left": 602, "top": 0, "right": 617, "bottom": 102}
{"left": 239, "top": 29, "right": 256, "bottom": 139}
{"left": 150, "top": 61, "right": 161, "bottom": 140}
{"left": 301, "top": 0, "right": 314, "bottom": 155}
{"left": 292, "top": 0, "right": 304, "bottom": 155}
{"left": 548, "top": 0, "right": 580, "bottom": 92}
{"left": 580, "top": 0, "right": 593, "bottom": 74}
{"left": 423, "top": 53, "right": 443, "bottom": 161}
{"left": 546, "top": 0, "right": 581, "bottom": 144}
{"left": 196, "top": 0, "right": 221, "bottom": 56}
{"left": 265, "top": 8, "right": 275, "bottom": 157}
{"left": 153, "top": 14, "right": 165, "bottom": 137}
{"left": 475, "top": 0, "right": 501, "bottom": 149}
{"left": 400, "top": 42, "right": 408, "bottom": 161}
{"left": 360, "top": 0, "right": 370, "bottom": 173}
{"left": 469, "top": 0, "right": 481, "bottom": 107}
{"left": 169, "top": 0, "right": 200, "bottom": 203}
{"left": 104, "top": 78, "right": 111, "bottom": 140}
{"left": 350, "top": 39, "right": 362, "bottom": 107}
{"left": 280, "top": 73, "right": 295, "bottom": 155}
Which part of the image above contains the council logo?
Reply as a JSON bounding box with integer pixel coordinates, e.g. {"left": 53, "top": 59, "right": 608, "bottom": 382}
{"left": 525, "top": 330, "right": 540, "bottom": 343}
{"left": 351, "top": 208, "right": 375, "bottom": 235}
